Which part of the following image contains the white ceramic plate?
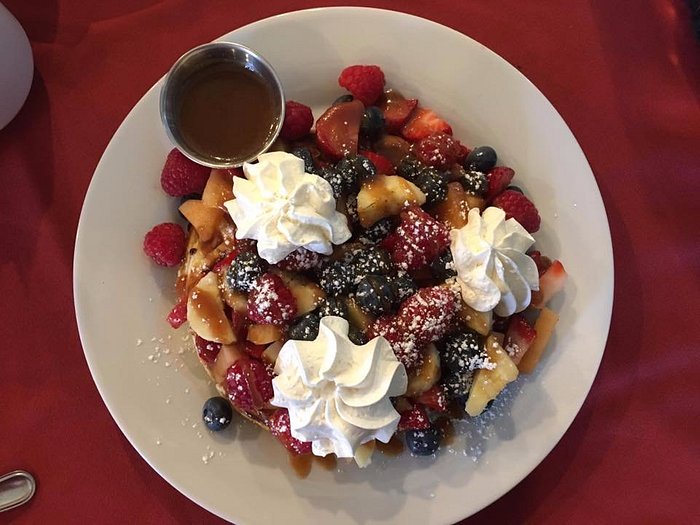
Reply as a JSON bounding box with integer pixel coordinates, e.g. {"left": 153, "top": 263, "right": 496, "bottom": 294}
{"left": 74, "top": 7, "right": 613, "bottom": 524}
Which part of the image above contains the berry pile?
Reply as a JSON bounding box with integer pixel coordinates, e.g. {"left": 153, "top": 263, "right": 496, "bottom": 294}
{"left": 143, "top": 62, "right": 567, "bottom": 465}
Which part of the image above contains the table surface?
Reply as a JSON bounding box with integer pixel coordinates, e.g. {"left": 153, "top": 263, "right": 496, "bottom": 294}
{"left": 1, "top": 1, "right": 698, "bottom": 523}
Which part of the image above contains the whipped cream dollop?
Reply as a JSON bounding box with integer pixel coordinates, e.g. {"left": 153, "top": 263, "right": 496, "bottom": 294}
{"left": 271, "top": 316, "right": 407, "bottom": 462}
{"left": 450, "top": 207, "right": 539, "bottom": 317}
{"left": 224, "top": 151, "right": 351, "bottom": 263}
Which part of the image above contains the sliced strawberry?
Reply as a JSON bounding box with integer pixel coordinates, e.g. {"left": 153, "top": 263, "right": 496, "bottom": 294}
{"left": 166, "top": 297, "right": 187, "bottom": 329}
{"left": 247, "top": 273, "right": 297, "bottom": 326}
{"left": 211, "top": 249, "right": 239, "bottom": 273}
{"left": 315, "top": 99, "right": 364, "bottom": 160}
{"left": 359, "top": 150, "right": 395, "bottom": 174}
{"left": 531, "top": 260, "right": 567, "bottom": 308}
{"left": 414, "top": 385, "right": 448, "bottom": 413}
{"left": 225, "top": 357, "right": 274, "bottom": 414}
{"left": 398, "top": 404, "right": 431, "bottom": 430}
{"left": 268, "top": 409, "right": 312, "bottom": 455}
{"left": 485, "top": 166, "right": 515, "bottom": 202}
{"left": 230, "top": 309, "right": 250, "bottom": 340}
{"left": 195, "top": 335, "right": 221, "bottom": 364}
{"left": 243, "top": 341, "right": 266, "bottom": 360}
{"left": 379, "top": 95, "right": 418, "bottom": 133}
{"left": 504, "top": 314, "right": 537, "bottom": 365}
{"left": 401, "top": 108, "right": 452, "bottom": 142}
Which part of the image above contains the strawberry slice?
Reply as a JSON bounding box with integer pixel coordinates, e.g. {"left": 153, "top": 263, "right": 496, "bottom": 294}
{"left": 166, "top": 297, "right": 187, "bottom": 328}
{"left": 485, "top": 166, "right": 515, "bottom": 202}
{"left": 398, "top": 404, "right": 431, "bottom": 430}
{"left": 225, "top": 356, "right": 274, "bottom": 414}
{"left": 414, "top": 385, "right": 448, "bottom": 413}
{"left": 531, "top": 260, "right": 567, "bottom": 308}
{"left": 379, "top": 95, "right": 418, "bottom": 133}
{"left": 504, "top": 314, "right": 537, "bottom": 365}
{"left": 401, "top": 108, "right": 452, "bottom": 142}
{"left": 315, "top": 99, "right": 364, "bottom": 160}
{"left": 359, "top": 150, "right": 395, "bottom": 174}
{"left": 195, "top": 335, "right": 221, "bottom": 364}
{"left": 268, "top": 409, "right": 312, "bottom": 455}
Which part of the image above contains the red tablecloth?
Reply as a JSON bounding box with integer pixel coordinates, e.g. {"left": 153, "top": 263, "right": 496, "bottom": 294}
{"left": 1, "top": 1, "right": 698, "bottom": 523}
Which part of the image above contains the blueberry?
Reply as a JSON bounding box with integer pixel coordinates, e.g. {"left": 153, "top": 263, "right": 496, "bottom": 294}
{"left": 414, "top": 168, "right": 448, "bottom": 204}
{"left": 441, "top": 331, "right": 485, "bottom": 371}
{"left": 333, "top": 94, "right": 354, "bottom": 105}
{"left": 351, "top": 247, "right": 394, "bottom": 280}
{"left": 355, "top": 274, "right": 396, "bottom": 316}
{"left": 430, "top": 250, "right": 457, "bottom": 281}
{"left": 360, "top": 217, "right": 394, "bottom": 244}
{"left": 405, "top": 426, "right": 440, "bottom": 456}
{"left": 392, "top": 275, "right": 417, "bottom": 303}
{"left": 291, "top": 147, "right": 317, "bottom": 174}
{"left": 288, "top": 312, "right": 321, "bottom": 341}
{"left": 464, "top": 146, "right": 497, "bottom": 173}
{"left": 461, "top": 170, "right": 489, "bottom": 197}
{"left": 397, "top": 156, "right": 424, "bottom": 182}
{"left": 506, "top": 185, "right": 523, "bottom": 194}
{"left": 348, "top": 325, "right": 369, "bottom": 345}
{"left": 202, "top": 397, "right": 233, "bottom": 431}
{"left": 318, "top": 297, "right": 349, "bottom": 319}
{"left": 360, "top": 106, "right": 385, "bottom": 140}
{"left": 225, "top": 251, "right": 266, "bottom": 293}
{"left": 319, "top": 260, "right": 356, "bottom": 296}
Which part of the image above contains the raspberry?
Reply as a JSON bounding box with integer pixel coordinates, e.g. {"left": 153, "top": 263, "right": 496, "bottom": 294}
{"left": 194, "top": 335, "right": 221, "bottom": 364}
{"left": 225, "top": 357, "right": 274, "bottom": 414}
{"left": 414, "top": 385, "right": 448, "bottom": 413}
{"left": 359, "top": 150, "right": 395, "bottom": 175}
{"left": 381, "top": 206, "right": 450, "bottom": 271}
{"left": 277, "top": 248, "right": 323, "bottom": 271}
{"left": 247, "top": 273, "right": 297, "bottom": 326}
{"left": 492, "top": 189, "right": 541, "bottom": 233}
{"left": 143, "top": 222, "right": 186, "bottom": 267}
{"left": 268, "top": 409, "right": 312, "bottom": 455}
{"left": 280, "top": 101, "right": 313, "bottom": 141}
{"left": 160, "top": 148, "right": 210, "bottom": 197}
{"left": 398, "top": 404, "right": 431, "bottom": 431}
{"left": 413, "top": 133, "right": 464, "bottom": 169}
{"left": 166, "top": 297, "right": 187, "bottom": 328}
{"left": 368, "top": 286, "right": 458, "bottom": 369}
{"left": 338, "top": 65, "right": 385, "bottom": 106}
{"left": 485, "top": 166, "right": 515, "bottom": 201}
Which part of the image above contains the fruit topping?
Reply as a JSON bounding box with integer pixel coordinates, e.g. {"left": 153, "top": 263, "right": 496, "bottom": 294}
{"left": 276, "top": 248, "right": 323, "bottom": 272}
{"left": 356, "top": 174, "right": 426, "bottom": 228}
{"left": 373, "top": 134, "right": 412, "bottom": 164}
{"left": 225, "top": 250, "right": 266, "bottom": 293}
{"left": 337, "top": 154, "right": 376, "bottom": 184}
{"left": 412, "top": 168, "right": 448, "bottom": 205}
{"left": 355, "top": 275, "right": 397, "bottom": 316}
{"left": 379, "top": 92, "right": 418, "bottom": 133}
{"left": 465, "top": 335, "right": 519, "bottom": 416}
{"left": 368, "top": 286, "right": 457, "bottom": 369}
{"left": 413, "top": 132, "right": 464, "bottom": 169}
{"left": 506, "top": 185, "right": 523, "bottom": 194}
{"left": 464, "top": 145, "right": 497, "bottom": 173}
{"left": 166, "top": 297, "right": 187, "bottom": 328}
{"left": 280, "top": 100, "right": 314, "bottom": 141}
{"left": 287, "top": 312, "right": 321, "bottom": 341}
{"left": 485, "top": 166, "right": 515, "bottom": 202}
{"left": 392, "top": 275, "right": 418, "bottom": 303}
{"left": 202, "top": 397, "right": 233, "bottom": 431}
{"left": 225, "top": 356, "right": 274, "bottom": 414}
{"left": 315, "top": 99, "right": 364, "bottom": 160}
{"left": 247, "top": 273, "right": 297, "bottom": 326}
{"left": 461, "top": 170, "right": 489, "bottom": 197}
{"left": 430, "top": 181, "right": 472, "bottom": 230}
{"left": 359, "top": 150, "right": 394, "bottom": 175}
{"left": 143, "top": 222, "right": 186, "bottom": 267}
{"left": 503, "top": 314, "right": 537, "bottom": 365}
{"left": 350, "top": 246, "right": 394, "bottom": 279}
{"left": 405, "top": 344, "right": 440, "bottom": 396}
{"left": 360, "top": 106, "right": 386, "bottom": 139}
{"left": 456, "top": 301, "right": 493, "bottom": 336}
{"left": 160, "top": 148, "right": 211, "bottom": 197}
{"left": 178, "top": 199, "right": 225, "bottom": 243}
{"left": 188, "top": 272, "right": 235, "bottom": 344}
{"left": 338, "top": 65, "right": 386, "bottom": 106}
{"left": 518, "top": 307, "right": 560, "bottom": 373}
{"left": 359, "top": 217, "right": 394, "bottom": 244}
{"left": 317, "top": 297, "right": 349, "bottom": 319}
{"left": 318, "top": 260, "right": 356, "bottom": 296}
{"left": 268, "top": 409, "right": 313, "bottom": 455}
{"left": 247, "top": 324, "right": 284, "bottom": 345}
{"left": 430, "top": 249, "right": 457, "bottom": 281}
{"left": 441, "top": 330, "right": 485, "bottom": 371}
{"left": 405, "top": 426, "right": 440, "bottom": 456}
{"left": 492, "top": 189, "right": 541, "bottom": 233}
{"left": 401, "top": 108, "right": 452, "bottom": 142}
{"left": 398, "top": 404, "right": 431, "bottom": 431}
{"left": 290, "top": 146, "right": 318, "bottom": 174}
{"left": 381, "top": 206, "right": 450, "bottom": 271}
{"left": 531, "top": 260, "right": 567, "bottom": 308}
{"left": 195, "top": 335, "right": 222, "bottom": 364}
{"left": 528, "top": 250, "right": 553, "bottom": 276}
{"left": 414, "top": 384, "right": 448, "bottom": 413}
